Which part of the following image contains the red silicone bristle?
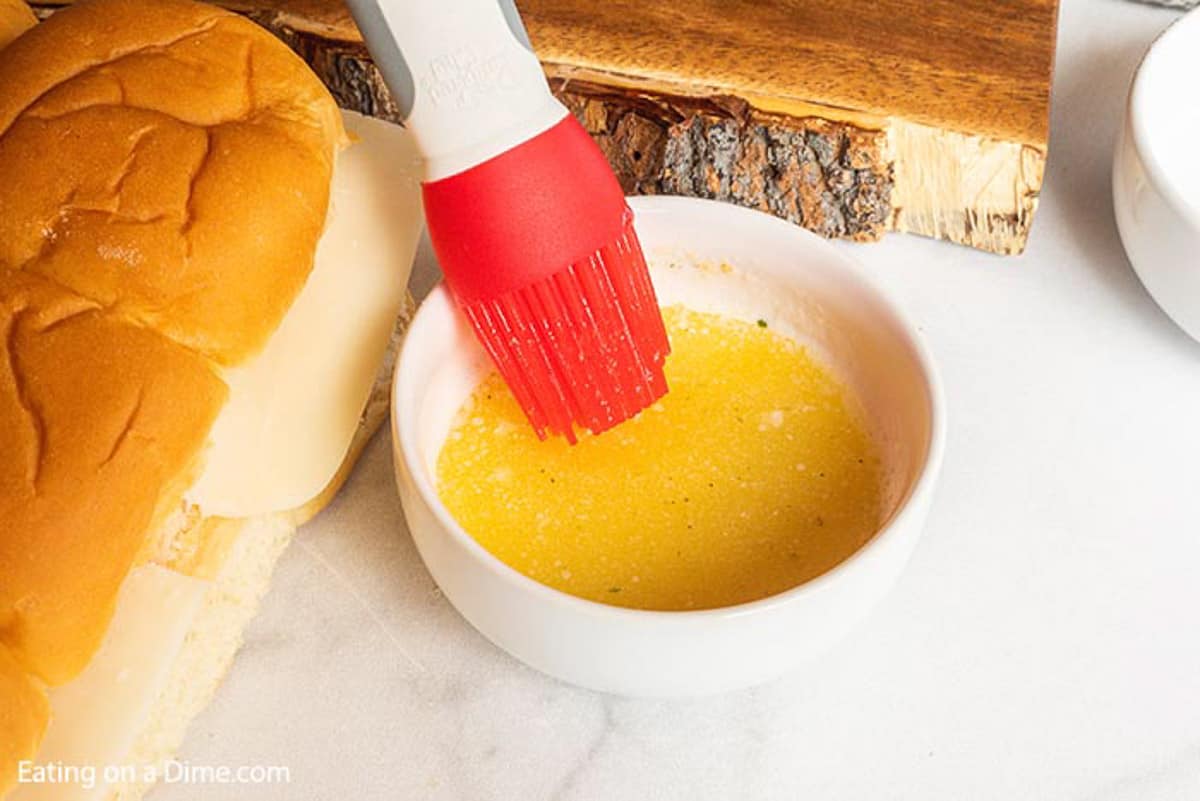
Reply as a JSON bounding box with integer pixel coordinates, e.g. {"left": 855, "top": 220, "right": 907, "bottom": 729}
{"left": 458, "top": 218, "right": 670, "bottom": 443}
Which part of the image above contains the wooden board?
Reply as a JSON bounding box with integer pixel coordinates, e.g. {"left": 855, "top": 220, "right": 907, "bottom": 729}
{"left": 526, "top": 0, "right": 1059, "bottom": 254}
{"left": 31, "top": 0, "right": 1059, "bottom": 254}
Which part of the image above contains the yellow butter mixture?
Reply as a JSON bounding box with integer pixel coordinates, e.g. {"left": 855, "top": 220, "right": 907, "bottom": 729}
{"left": 436, "top": 306, "right": 883, "bottom": 611}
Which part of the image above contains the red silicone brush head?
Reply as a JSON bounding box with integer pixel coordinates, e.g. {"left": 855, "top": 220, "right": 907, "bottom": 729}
{"left": 422, "top": 115, "right": 670, "bottom": 442}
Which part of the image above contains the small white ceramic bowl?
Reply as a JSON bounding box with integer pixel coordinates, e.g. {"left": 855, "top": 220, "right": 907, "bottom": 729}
{"left": 1114, "top": 7, "right": 1200, "bottom": 343}
{"left": 391, "top": 196, "right": 945, "bottom": 696}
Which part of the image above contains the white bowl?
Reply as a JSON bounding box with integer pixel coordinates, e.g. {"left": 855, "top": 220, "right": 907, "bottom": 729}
{"left": 391, "top": 196, "right": 945, "bottom": 696}
{"left": 1114, "top": 7, "right": 1200, "bottom": 343}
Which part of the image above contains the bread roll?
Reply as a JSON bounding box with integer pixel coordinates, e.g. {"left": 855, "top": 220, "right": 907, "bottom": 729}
{"left": 0, "top": 1, "right": 418, "bottom": 797}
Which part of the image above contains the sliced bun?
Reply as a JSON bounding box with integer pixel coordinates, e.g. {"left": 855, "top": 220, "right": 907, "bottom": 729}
{"left": 0, "top": 1, "right": 364, "bottom": 795}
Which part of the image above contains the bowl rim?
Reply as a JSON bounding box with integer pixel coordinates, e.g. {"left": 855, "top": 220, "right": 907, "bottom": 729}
{"left": 1128, "top": 6, "right": 1200, "bottom": 227}
{"left": 391, "top": 195, "right": 946, "bottom": 623}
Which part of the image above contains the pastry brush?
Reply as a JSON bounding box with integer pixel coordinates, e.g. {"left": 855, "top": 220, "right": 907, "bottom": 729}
{"left": 344, "top": 0, "right": 670, "bottom": 443}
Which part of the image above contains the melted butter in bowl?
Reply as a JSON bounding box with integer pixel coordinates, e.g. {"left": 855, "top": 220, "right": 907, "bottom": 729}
{"left": 392, "top": 196, "right": 944, "bottom": 696}
{"left": 437, "top": 306, "right": 883, "bottom": 611}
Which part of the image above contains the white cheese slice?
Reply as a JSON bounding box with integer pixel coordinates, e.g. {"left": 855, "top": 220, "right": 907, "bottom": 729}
{"left": 11, "top": 566, "right": 209, "bottom": 801}
{"left": 185, "top": 111, "right": 424, "bottom": 517}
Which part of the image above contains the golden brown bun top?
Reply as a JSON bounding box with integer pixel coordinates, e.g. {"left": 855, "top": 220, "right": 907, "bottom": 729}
{"left": 0, "top": 0, "right": 34, "bottom": 50}
{"left": 0, "top": 0, "right": 344, "bottom": 364}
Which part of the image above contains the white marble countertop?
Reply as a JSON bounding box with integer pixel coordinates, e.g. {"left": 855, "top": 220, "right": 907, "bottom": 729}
{"left": 162, "top": 2, "right": 1200, "bottom": 798}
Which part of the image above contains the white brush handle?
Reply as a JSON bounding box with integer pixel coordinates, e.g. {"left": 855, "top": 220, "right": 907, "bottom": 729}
{"left": 344, "top": 0, "right": 569, "bottom": 181}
